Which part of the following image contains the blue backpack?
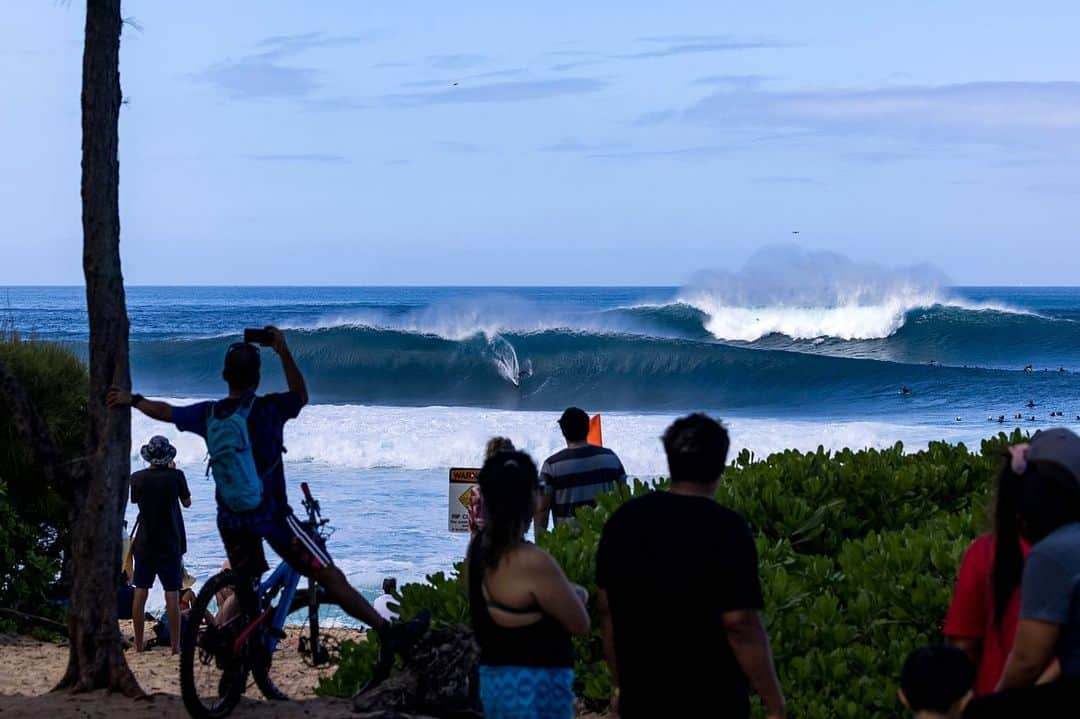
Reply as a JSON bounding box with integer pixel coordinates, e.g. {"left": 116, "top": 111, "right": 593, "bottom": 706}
{"left": 205, "top": 398, "right": 265, "bottom": 512}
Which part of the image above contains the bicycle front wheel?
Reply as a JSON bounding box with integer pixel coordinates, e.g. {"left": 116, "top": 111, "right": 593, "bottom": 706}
{"left": 180, "top": 571, "right": 252, "bottom": 719}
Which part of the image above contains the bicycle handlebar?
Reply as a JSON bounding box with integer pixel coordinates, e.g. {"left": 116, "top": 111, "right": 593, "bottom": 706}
{"left": 301, "top": 482, "right": 314, "bottom": 502}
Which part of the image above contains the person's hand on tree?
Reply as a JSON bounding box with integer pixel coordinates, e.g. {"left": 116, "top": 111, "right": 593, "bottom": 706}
{"left": 106, "top": 386, "right": 132, "bottom": 408}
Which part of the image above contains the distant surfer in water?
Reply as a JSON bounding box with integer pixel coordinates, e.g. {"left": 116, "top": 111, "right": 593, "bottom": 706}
{"left": 1027, "top": 400, "right": 1037, "bottom": 409}
{"left": 900, "top": 386, "right": 912, "bottom": 396}
{"left": 1024, "top": 364, "right": 1034, "bottom": 374}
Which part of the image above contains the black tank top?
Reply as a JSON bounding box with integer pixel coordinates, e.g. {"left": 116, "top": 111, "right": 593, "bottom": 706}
{"left": 467, "top": 541, "right": 574, "bottom": 668}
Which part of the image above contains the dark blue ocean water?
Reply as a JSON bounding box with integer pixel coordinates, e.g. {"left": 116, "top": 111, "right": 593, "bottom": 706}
{"left": 6, "top": 285, "right": 1080, "bottom": 609}
{"left": 5, "top": 285, "right": 1080, "bottom": 420}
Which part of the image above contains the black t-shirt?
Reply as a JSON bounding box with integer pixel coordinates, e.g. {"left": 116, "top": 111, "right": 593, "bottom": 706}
{"left": 131, "top": 467, "right": 191, "bottom": 560}
{"left": 596, "top": 491, "right": 764, "bottom": 719}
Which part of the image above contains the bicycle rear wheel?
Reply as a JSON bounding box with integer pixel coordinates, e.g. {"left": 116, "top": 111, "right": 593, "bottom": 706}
{"left": 180, "top": 571, "right": 252, "bottom": 719}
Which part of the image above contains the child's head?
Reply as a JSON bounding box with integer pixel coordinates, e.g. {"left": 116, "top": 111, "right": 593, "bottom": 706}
{"left": 899, "top": 646, "right": 974, "bottom": 717}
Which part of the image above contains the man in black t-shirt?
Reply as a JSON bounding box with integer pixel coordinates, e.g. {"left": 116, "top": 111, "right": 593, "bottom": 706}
{"left": 130, "top": 435, "right": 191, "bottom": 654}
{"left": 596, "top": 414, "right": 785, "bottom": 719}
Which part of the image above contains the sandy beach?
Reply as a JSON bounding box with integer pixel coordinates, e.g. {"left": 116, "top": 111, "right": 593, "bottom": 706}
{"left": 0, "top": 624, "right": 358, "bottom": 718}
{"left": 0, "top": 625, "right": 606, "bottom": 718}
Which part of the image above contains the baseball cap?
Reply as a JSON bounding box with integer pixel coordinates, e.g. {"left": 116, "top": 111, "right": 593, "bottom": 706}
{"left": 1029, "top": 428, "right": 1080, "bottom": 485}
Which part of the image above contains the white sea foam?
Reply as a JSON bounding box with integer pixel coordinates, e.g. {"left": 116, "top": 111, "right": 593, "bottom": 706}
{"left": 133, "top": 403, "right": 991, "bottom": 477}
{"left": 678, "top": 245, "right": 1031, "bottom": 342}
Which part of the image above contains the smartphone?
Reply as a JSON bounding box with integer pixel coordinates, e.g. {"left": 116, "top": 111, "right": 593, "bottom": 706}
{"left": 243, "top": 328, "right": 274, "bottom": 346}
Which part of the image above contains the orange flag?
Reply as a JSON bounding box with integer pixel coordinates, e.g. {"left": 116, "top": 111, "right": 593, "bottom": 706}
{"left": 588, "top": 414, "right": 604, "bottom": 447}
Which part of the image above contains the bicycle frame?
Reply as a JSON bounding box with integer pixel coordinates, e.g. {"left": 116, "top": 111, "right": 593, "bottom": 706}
{"left": 234, "top": 481, "right": 326, "bottom": 656}
{"left": 260, "top": 561, "right": 301, "bottom": 654}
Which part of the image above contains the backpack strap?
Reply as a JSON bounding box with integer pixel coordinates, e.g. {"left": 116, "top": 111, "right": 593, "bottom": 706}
{"left": 234, "top": 394, "right": 256, "bottom": 420}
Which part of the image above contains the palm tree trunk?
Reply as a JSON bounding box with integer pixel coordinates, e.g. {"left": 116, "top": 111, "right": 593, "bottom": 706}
{"left": 55, "top": 0, "right": 140, "bottom": 695}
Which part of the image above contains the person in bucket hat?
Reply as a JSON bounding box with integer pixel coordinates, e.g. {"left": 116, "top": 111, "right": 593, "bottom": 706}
{"left": 130, "top": 435, "right": 191, "bottom": 654}
{"left": 140, "top": 435, "right": 178, "bottom": 466}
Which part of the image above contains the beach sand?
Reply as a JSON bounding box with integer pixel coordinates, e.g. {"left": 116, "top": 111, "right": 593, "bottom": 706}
{"left": 0, "top": 625, "right": 606, "bottom": 718}
{"left": 0, "top": 623, "right": 357, "bottom": 718}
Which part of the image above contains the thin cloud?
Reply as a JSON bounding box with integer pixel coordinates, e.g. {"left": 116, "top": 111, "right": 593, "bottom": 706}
{"left": 255, "top": 32, "right": 372, "bottom": 60}
{"left": 633, "top": 109, "right": 678, "bottom": 126}
{"left": 385, "top": 78, "right": 608, "bottom": 106}
{"left": 244, "top": 153, "right": 349, "bottom": 164}
{"left": 694, "top": 74, "right": 768, "bottom": 89}
{"left": 619, "top": 35, "right": 790, "bottom": 60}
{"left": 195, "top": 60, "right": 319, "bottom": 99}
{"left": 1028, "top": 182, "right": 1080, "bottom": 196}
{"left": 686, "top": 81, "right": 1080, "bottom": 146}
{"left": 540, "top": 138, "right": 629, "bottom": 153}
{"left": 587, "top": 145, "right": 733, "bottom": 161}
{"left": 752, "top": 176, "right": 818, "bottom": 185}
{"left": 427, "top": 53, "right": 488, "bottom": 70}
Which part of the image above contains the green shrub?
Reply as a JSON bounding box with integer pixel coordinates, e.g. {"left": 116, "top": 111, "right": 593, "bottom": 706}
{"left": 0, "top": 337, "right": 86, "bottom": 616}
{"left": 324, "top": 435, "right": 1019, "bottom": 716}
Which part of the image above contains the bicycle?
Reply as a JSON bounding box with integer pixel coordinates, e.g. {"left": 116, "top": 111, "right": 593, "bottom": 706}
{"left": 180, "top": 482, "right": 361, "bottom": 718}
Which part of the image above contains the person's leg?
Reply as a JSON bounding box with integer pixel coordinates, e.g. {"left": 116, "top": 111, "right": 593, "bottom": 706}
{"left": 266, "top": 515, "right": 387, "bottom": 628}
{"left": 312, "top": 565, "right": 385, "bottom": 629}
{"left": 130, "top": 556, "right": 155, "bottom": 652}
{"left": 158, "top": 555, "right": 184, "bottom": 655}
{"left": 132, "top": 588, "right": 149, "bottom": 651}
{"left": 164, "top": 591, "right": 181, "bottom": 654}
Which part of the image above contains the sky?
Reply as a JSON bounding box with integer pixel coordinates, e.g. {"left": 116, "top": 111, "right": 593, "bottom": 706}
{"left": 1, "top": 1, "right": 1079, "bottom": 286}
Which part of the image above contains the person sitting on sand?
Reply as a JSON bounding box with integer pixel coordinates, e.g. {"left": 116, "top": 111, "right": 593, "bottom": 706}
{"left": 965, "top": 429, "right": 1080, "bottom": 716}
{"left": 898, "top": 646, "right": 974, "bottom": 718}
{"left": 373, "top": 577, "right": 400, "bottom": 622}
{"left": 468, "top": 450, "right": 590, "bottom": 719}
{"left": 108, "top": 327, "right": 427, "bottom": 662}
{"left": 534, "top": 407, "right": 626, "bottom": 536}
{"left": 130, "top": 435, "right": 191, "bottom": 654}
{"left": 596, "top": 414, "right": 785, "bottom": 719}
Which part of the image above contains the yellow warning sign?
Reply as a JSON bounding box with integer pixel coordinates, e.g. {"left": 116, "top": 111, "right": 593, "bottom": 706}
{"left": 448, "top": 467, "right": 480, "bottom": 533}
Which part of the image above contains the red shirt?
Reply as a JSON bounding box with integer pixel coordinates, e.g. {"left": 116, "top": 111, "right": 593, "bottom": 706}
{"left": 943, "top": 533, "right": 1032, "bottom": 695}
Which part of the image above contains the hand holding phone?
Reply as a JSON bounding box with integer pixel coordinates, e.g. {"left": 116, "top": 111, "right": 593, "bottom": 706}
{"left": 243, "top": 328, "right": 274, "bottom": 346}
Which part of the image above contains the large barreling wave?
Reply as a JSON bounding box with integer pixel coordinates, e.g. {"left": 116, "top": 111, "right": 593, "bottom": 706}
{"left": 118, "top": 248, "right": 1079, "bottom": 412}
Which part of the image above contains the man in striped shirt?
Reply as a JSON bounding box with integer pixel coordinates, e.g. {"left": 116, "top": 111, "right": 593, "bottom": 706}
{"left": 534, "top": 407, "right": 627, "bottom": 535}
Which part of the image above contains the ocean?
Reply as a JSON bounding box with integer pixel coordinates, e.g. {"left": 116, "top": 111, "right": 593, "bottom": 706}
{"left": 6, "top": 284, "right": 1080, "bottom": 617}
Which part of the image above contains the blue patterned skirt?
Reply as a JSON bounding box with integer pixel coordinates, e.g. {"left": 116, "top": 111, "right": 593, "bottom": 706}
{"left": 478, "top": 665, "right": 575, "bottom": 719}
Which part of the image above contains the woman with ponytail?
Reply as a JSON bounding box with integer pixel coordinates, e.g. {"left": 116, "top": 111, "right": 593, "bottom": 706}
{"left": 943, "top": 452, "right": 1031, "bottom": 695}
{"left": 468, "top": 450, "right": 590, "bottom": 719}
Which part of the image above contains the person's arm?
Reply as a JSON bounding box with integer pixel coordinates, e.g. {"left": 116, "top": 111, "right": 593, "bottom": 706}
{"left": 723, "top": 610, "right": 786, "bottom": 719}
{"left": 947, "top": 637, "right": 982, "bottom": 667}
{"left": 598, "top": 589, "right": 619, "bottom": 699}
{"left": 178, "top": 472, "right": 192, "bottom": 509}
{"left": 997, "top": 618, "right": 1061, "bottom": 690}
{"left": 533, "top": 490, "right": 552, "bottom": 537}
{"left": 266, "top": 326, "right": 308, "bottom": 406}
{"left": 528, "top": 548, "right": 590, "bottom": 636}
{"left": 943, "top": 539, "right": 990, "bottom": 667}
{"left": 107, "top": 388, "right": 174, "bottom": 423}
{"left": 998, "top": 548, "right": 1070, "bottom": 691}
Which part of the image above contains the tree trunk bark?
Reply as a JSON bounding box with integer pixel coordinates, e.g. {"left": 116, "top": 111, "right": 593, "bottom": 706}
{"left": 56, "top": 0, "right": 140, "bottom": 695}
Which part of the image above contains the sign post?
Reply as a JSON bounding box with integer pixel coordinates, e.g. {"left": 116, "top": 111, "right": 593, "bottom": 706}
{"left": 449, "top": 467, "right": 480, "bottom": 533}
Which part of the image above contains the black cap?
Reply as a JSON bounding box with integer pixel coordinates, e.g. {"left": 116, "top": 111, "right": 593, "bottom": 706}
{"left": 1029, "top": 428, "right": 1080, "bottom": 486}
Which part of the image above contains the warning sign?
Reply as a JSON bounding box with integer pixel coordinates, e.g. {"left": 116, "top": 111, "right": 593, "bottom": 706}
{"left": 449, "top": 467, "right": 480, "bottom": 533}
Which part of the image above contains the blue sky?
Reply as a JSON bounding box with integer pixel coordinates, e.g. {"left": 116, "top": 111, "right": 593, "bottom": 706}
{"left": 2, "top": 1, "right": 1079, "bottom": 285}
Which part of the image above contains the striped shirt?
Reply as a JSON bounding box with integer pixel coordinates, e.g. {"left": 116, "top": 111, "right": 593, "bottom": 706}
{"left": 540, "top": 445, "right": 627, "bottom": 526}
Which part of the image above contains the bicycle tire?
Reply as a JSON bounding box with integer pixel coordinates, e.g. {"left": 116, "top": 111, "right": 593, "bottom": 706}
{"left": 180, "top": 571, "right": 251, "bottom": 719}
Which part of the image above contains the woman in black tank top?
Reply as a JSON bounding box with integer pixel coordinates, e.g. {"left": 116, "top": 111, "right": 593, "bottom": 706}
{"left": 467, "top": 451, "right": 590, "bottom": 719}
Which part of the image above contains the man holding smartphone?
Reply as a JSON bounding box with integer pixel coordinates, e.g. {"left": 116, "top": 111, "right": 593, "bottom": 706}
{"left": 108, "top": 326, "right": 425, "bottom": 659}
